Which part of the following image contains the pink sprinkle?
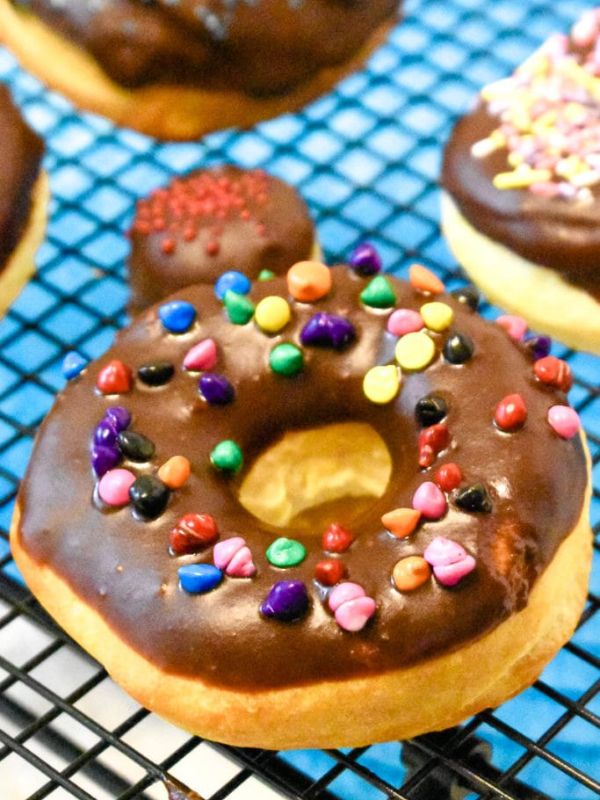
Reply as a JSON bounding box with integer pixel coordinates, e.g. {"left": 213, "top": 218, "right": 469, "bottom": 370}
{"left": 433, "top": 556, "right": 476, "bottom": 587}
{"left": 183, "top": 338, "right": 217, "bottom": 371}
{"left": 387, "top": 309, "right": 424, "bottom": 337}
{"left": 334, "top": 596, "right": 376, "bottom": 632}
{"left": 328, "top": 582, "right": 365, "bottom": 613}
{"left": 547, "top": 405, "right": 581, "bottom": 439}
{"left": 98, "top": 468, "right": 135, "bottom": 507}
{"left": 412, "top": 482, "right": 447, "bottom": 520}
{"left": 496, "top": 314, "right": 528, "bottom": 341}
{"left": 213, "top": 536, "right": 245, "bottom": 570}
{"left": 424, "top": 536, "right": 467, "bottom": 567}
{"left": 226, "top": 545, "right": 256, "bottom": 578}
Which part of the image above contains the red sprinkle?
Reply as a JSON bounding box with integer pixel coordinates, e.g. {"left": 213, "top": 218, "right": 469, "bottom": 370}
{"left": 315, "top": 559, "right": 346, "bottom": 586}
{"left": 418, "top": 423, "right": 450, "bottom": 467}
{"left": 322, "top": 523, "right": 354, "bottom": 554}
{"left": 96, "top": 360, "right": 132, "bottom": 395}
{"left": 169, "top": 513, "right": 219, "bottom": 555}
{"left": 495, "top": 393, "right": 527, "bottom": 431}
{"left": 534, "top": 356, "right": 573, "bottom": 393}
{"left": 435, "top": 463, "right": 463, "bottom": 492}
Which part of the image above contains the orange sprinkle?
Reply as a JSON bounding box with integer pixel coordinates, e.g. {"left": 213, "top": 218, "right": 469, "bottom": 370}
{"left": 381, "top": 507, "right": 421, "bottom": 538}
{"left": 392, "top": 556, "right": 431, "bottom": 592}
{"left": 158, "top": 455, "right": 191, "bottom": 489}
{"left": 287, "top": 261, "right": 332, "bottom": 302}
{"left": 409, "top": 264, "right": 445, "bottom": 295}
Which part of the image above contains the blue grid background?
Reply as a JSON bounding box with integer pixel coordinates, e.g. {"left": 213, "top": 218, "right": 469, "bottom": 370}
{"left": 0, "top": 0, "right": 598, "bottom": 798}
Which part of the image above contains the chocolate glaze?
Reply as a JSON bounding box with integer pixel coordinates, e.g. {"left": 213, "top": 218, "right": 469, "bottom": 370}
{"left": 17, "top": 267, "right": 586, "bottom": 689}
{"left": 0, "top": 83, "right": 43, "bottom": 268}
{"left": 15, "top": 0, "right": 399, "bottom": 95}
{"left": 129, "top": 166, "right": 315, "bottom": 313}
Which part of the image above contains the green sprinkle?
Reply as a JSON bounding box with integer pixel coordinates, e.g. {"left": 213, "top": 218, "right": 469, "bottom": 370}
{"left": 210, "top": 440, "right": 243, "bottom": 473}
{"left": 224, "top": 291, "right": 255, "bottom": 325}
{"left": 266, "top": 537, "right": 307, "bottom": 568}
{"left": 269, "top": 343, "right": 304, "bottom": 376}
{"left": 258, "top": 269, "right": 276, "bottom": 281}
{"left": 360, "top": 275, "right": 397, "bottom": 309}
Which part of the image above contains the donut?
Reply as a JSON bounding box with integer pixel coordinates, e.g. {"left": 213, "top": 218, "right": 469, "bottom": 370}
{"left": 441, "top": 9, "right": 600, "bottom": 355}
{"left": 0, "top": 83, "right": 48, "bottom": 315}
{"left": 12, "top": 262, "right": 591, "bottom": 748}
{"left": 128, "top": 166, "right": 317, "bottom": 314}
{"left": 0, "top": 0, "right": 400, "bottom": 140}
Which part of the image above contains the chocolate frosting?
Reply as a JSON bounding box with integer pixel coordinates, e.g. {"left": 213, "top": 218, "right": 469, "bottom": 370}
{"left": 0, "top": 83, "right": 43, "bottom": 268}
{"left": 129, "top": 166, "right": 315, "bottom": 313}
{"left": 17, "top": 267, "right": 586, "bottom": 690}
{"left": 16, "top": 0, "right": 399, "bottom": 95}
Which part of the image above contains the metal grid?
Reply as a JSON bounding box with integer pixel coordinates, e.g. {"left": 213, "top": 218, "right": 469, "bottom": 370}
{"left": 0, "top": 0, "right": 598, "bottom": 797}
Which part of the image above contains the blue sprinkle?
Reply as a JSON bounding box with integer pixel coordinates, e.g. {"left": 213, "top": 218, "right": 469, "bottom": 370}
{"left": 214, "top": 270, "right": 251, "bottom": 300}
{"left": 158, "top": 301, "right": 197, "bottom": 334}
{"left": 62, "top": 351, "right": 88, "bottom": 380}
{"left": 179, "top": 563, "right": 223, "bottom": 594}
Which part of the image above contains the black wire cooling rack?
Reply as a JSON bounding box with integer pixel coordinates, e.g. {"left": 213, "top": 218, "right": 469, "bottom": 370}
{"left": 0, "top": 0, "right": 599, "bottom": 798}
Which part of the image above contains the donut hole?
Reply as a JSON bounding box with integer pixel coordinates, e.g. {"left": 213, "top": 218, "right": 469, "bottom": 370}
{"left": 238, "top": 421, "right": 392, "bottom": 531}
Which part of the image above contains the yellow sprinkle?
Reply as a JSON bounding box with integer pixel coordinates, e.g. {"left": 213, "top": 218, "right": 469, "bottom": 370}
{"left": 254, "top": 296, "right": 291, "bottom": 333}
{"left": 363, "top": 365, "right": 401, "bottom": 405}
{"left": 508, "top": 152, "right": 524, "bottom": 167}
{"left": 493, "top": 169, "right": 552, "bottom": 190}
{"left": 395, "top": 332, "right": 436, "bottom": 371}
{"left": 420, "top": 302, "right": 454, "bottom": 332}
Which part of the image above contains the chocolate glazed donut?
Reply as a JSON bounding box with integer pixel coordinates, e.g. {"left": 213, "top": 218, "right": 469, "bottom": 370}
{"left": 12, "top": 265, "right": 591, "bottom": 748}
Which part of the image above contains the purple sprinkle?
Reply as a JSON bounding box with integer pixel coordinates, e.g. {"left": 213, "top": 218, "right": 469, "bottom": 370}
{"left": 105, "top": 406, "right": 131, "bottom": 432}
{"left": 94, "top": 418, "right": 119, "bottom": 448}
{"left": 260, "top": 580, "right": 309, "bottom": 622}
{"left": 348, "top": 243, "right": 382, "bottom": 276}
{"left": 199, "top": 373, "right": 235, "bottom": 405}
{"left": 300, "top": 313, "right": 356, "bottom": 350}
{"left": 91, "top": 444, "right": 121, "bottom": 477}
{"left": 526, "top": 335, "right": 552, "bottom": 361}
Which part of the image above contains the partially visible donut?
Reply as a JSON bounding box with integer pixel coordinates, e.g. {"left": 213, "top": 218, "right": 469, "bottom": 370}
{"left": 0, "top": 0, "right": 400, "bottom": 139}
{"left": 12, "top": 262, "right": 591, "bottom": 748}
{"left": 128, "top": 166, "right": 316, "bottom": 313}
{"left": 0, "top": 83, "right": 48, "bottom": 315}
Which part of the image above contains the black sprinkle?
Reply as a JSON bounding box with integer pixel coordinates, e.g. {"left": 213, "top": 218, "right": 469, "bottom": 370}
{"left": 129, "top": 475, "right": 170, "bottom": 519}
{"left": 415, "top": 394, "right": 448, "bottom": 427}
{"left": 443, "top": 332, "right": 474, "bottom": 364}
{"left": 455, "top": 484, "right": 492, "bottom": 513}
{"left": 117, "top": 430, "right": 155, "bottom": 462}
{"left": 137, "top": 360, "right": 175, "bottom": 386}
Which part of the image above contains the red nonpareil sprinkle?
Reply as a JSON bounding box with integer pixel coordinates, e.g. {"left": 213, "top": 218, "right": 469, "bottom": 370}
{"left": 315, "top": 559, "right": 346, "bottom": 586}
{"left": 169, "top": 513, "right": 219, "bottom": 555}
{"left": 495, "top": 393, "right": 528, "bottom": 431}
{"left": 534, "top": 356, "right": 573, "bottom": 392}
{"left": 96, "top": 360, "right": 133, "bottom": 395}
{"left": 434, "top": 462, "right": 463, "bottom": 492}
{"left": 322, "top": 523, "right": 354, "bottom": 553}
{"left": 418, "top": 423, "right": 450, "bottom": 467}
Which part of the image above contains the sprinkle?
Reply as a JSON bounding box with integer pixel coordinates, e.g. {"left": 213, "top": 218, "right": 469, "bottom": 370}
{"left": 91, "top": 444, "right": 121, "bottom": 477}
{"left": 260, "top": 580, "right": 309, "bottom": 621}
{"left": 471, "top": 136, "right": 503, "bottom": 158}
{"left": 62, "top": 351, "right": 87, "bottom": 380}
{"left": 455, "top": 484, "right": 492, "bottom": 513}
{"left": 214, "top": 270, "right": 251, "bottom": 300}
{"left": 269, "top": 343, "right": 304, "bottom": 376}
{"left": 451, "top": 286, "right": 480, "bottom": 311}
{"left": 495, "top": 393, "right": 527, "bottom": 431}
{"left": 415, "top": 394, "right": 448, "bottom": 427}
{"left": 420, "top": 302, "right": 454, "bottom": 332}
{"left": 424, "top": 537, "right": 476, "bottom": 587}
{"left": 315, "top": 559, "right": 346, "bottom": 586}
{"left": 300, "top": 313, "right": 356, "bottom": 350}
{"left": 183, "top": 338, "right": 218, "bottom": 372}
{"left": 328, "top": 582, "right": 375, "bottom": 632}
{"left": 214, "top": 536, "right": 256, "bottom": 577}
{"left": 392, "top": 557, "right": 431, "bottom": 592}
{"left": 443, "top": 333, "right": 474, "bottom": 365}
{"left": 287, "top": 261, "right": 332, "bottom": 302}
{"left": 158, "top": 455, "right": 191, "bottom": 489}
{"left": 363, "top": 365, "right": 401, "bottom": 404}
{"left": 137, "top": 361, "right": 175, "bottom": 386}
{"left": 434, "top": 462, "right": 463, "bottom": 492}
{"left": 169, "top": 513, "right": 218, "bottom": 555}
{"left": 210, "top": 439, "right": 243, "bottom": 472}
{"left": 266, "top": 537, "right": 307, "bottom": 568}
{"left": 547, "top": 405, "right": 581, "bottom": 439}
{"left": 534, "top": 356, "right": 573, "bottom": 392}
{"left": 322, "top": 523, "right": 354, "bottom": 553}
{"left": 409, "top": 264, "right": 445, "bottom": 295}
{"left": 412, "top": 481, "right": 447, "bottom": 520}
{"left": 179, "top": 563, "right": 223, "bottom": 594}
{"left": 199, "top": 373, "right": 235, "bottom": 405}
{"left": 94, "top": 418, "right": 119, "bottom": 447}
{"left": 381, "top": 508, "right": 421, "bottom": 538}
{"left": 360, "top": 275, "right": 397, "bottom": 309}
{"left": 395, "top": 331, "right": 436, "bottom": 371}
{"left": 129, "top": 475, "right": 170, "bottom": 519}
{"left": 98, "top": 468, "right": 136, "bottom": 507}
{"left": 493, "top": 169, "right": 552, "bottom": 189}
{"left": 158, "top": 301, "right": 197, "bottom": 334}
{"left": 258, "top": 269, "right": 275, "bottom": 281}
{"left": 96, "top": 360, "right": 133, "bottom": 395}
{"left": 223, "top": 291, "right": 255, "bottom": 324}
{"left": 105, "top": 406, "right": 131, "bottom": 432}
{"left": 254, "top": 296, "right": 291, "bottom": 332}
{"left": 387, "top": 308, "right": 424, "bottom": 336}
{"left": 525, "top": 335, "right": 552, "bottom": 361}
{"left": 418, "top": 423, "right": 450, "bottom": 468}
{"left": 117, "top": 430, "right": 156, "bottom": 462}
{"left": 496, "top": 315, "right": 528, "bottom": 341}
{"left": 348, "top": 242, "right": 382, "bottom": 276}
{"left": 328, "top": 582, "right": 365, "bottom": 611}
